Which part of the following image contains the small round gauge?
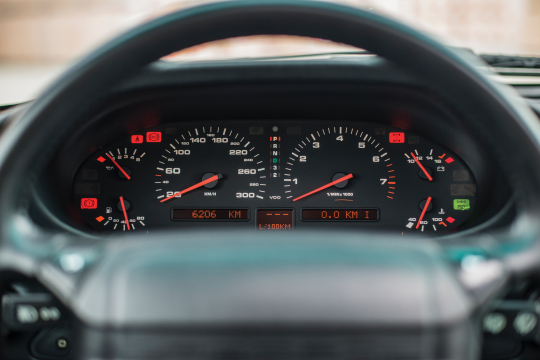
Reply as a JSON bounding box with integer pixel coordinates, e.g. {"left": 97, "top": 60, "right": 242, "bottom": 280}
{"left": 284, "top": 126, "right": 396, "bottom": 204}
{"left": 73, "top": 145, "right": 147, "bottom": 231}
{"left": 403, "top": 148, "right": 476, "bottom": 233}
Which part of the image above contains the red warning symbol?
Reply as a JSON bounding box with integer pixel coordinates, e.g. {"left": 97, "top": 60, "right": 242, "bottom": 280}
{"left": 131, "top": 135, "right": 143, "bottom": 144}
{"left": 389, "top": 132, "right": 405, "bottom": 143}
{"left": 146, "top": 132, "right": 162, "bottom": 142}
{"left": 97, "top": 156, "right": 106, "bottom": 162}
{"left": 445, "top": 157, "right": 454, "bottom": 164}
{"left": 81, "top": 198, "right": 97, "bottom": 209}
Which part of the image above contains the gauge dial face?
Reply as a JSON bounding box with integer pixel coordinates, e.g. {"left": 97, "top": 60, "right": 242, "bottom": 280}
{"left": 154, "top": 128, "right": 266, "bottom": 203}
{"left": 402, "top": 148, "right": 476, "bottom": 232}
{"left": 73, "top": 146, "right": 148, "bottom": 231}
{"left": 284, "top": 126, "right": 394, "bottom": 208}
{"left": 72, "top": 121, "right": 478, "bottom": 233}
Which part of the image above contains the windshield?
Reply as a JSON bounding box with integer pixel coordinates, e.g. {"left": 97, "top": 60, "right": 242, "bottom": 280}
{"left": 0, "top": 0, "right": 538, "bottom": 104}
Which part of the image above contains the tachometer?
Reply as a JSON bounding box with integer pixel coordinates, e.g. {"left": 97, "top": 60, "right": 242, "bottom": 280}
{"left": 284, "top": 126, "right": 395, "bottom": 208}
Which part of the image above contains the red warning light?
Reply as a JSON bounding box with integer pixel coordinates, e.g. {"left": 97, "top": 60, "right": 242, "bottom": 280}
{"left": 97, "top": 156, "right": 106, "bottom": 162}
{"left": 81, "top": 198, "right": 97, "bottom": 209}
{"left": 446, "top": 217, "right": 455, "bottom": 223}
{"left": 389, "top": 132, "right": 405, "bottom": 143}
{"left": 146, "top": 132, "right": 161, "bottom": 142}
{"left": 131, "top": 135, "right": 143, "bottom": 144}
{"left": 445, "top": 157, "right": 454, "bottom": 164}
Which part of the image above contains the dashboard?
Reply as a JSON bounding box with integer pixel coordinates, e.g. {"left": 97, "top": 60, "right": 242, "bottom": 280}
{"left": 31, "top": 60, "right": 511, "bottom": 237}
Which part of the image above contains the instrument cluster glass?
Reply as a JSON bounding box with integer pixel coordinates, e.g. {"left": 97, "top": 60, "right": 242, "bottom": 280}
{"left": 72, "top": 121, "right": 477, "bottom": 234}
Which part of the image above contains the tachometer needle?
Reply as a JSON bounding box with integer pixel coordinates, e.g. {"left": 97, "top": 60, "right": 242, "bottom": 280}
{"left": 106, "top": 153, "right": 131, "bottom": 180}
{"left": 416, "top": 196, "right": 432, "bottom": 229}
{"left": 293, "top": 173, "right": 353, "bottom": 202}
{"left": 411, "top": 152, "right": 433, "bottom": 181}
{"left": 119, "top": 196, "right": 130, "bottom": 230}
{"left": 160, "top": 173, "right": 223, "bottom": 203}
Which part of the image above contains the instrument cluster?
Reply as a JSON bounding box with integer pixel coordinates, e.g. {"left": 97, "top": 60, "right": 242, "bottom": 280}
{"left": 72, "top": 121, "right": 477, "bottom": 233}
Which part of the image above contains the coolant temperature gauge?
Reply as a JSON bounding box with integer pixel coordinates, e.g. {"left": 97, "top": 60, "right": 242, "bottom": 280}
{"left": 405, "top": 197, "right": 458, "bottom": 232}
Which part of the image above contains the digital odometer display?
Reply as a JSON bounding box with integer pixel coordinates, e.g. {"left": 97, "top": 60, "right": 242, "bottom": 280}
{"left": 302, "top": 209, "right": 379, "bottom": 221}
{"left": 172, "top": 209, "right": 249, "bottom": 220}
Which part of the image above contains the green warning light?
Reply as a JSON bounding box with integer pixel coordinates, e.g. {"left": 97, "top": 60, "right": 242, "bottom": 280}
{"left": 453, "top": 199, "right": 470, "bottom": 211}
{"left": 272, "top": 158, "right": 278, "bottom": 163}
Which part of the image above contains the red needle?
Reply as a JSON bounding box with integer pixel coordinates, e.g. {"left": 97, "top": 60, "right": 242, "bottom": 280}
{"left": 293, "top": 173, "right": 353, "bottom": 202}
{"left": 119, "top": 196, "right": 130, "bottom": 231}
{"left": 160, "top": 173, "right": 223, "bottom": 203}
{"left": 106, "top": 154, "right": 131, "bottom": 180}
{"left": 411, "top": 152, "right": 433, "bottom": 181}
{"left": 416, "top": 196, "right": 432, "bottom": 229}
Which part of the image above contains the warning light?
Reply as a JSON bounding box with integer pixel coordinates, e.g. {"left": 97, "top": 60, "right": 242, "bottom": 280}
{"left": 446, "top": 217, "right": 455, "bottom": 223}
{"left": 445, "top": 157, "right": 454, "bottom": 164}
{"left": 453, "top": 199, "right": 470, "bottom": 211}
{"left": 97, "top": 156, "right": 106, "bottom": 162}
{"left": 131, "top": 135, "right": 143, "bottom": 144}
{"left": 146, "top": 132, "right": 162, "bottom": 142}
{"left": 389, "top": 132, "right": 405, "bottom": 143}
{"left": 81, "top": 198, "right": 97, "bottom": 209}
{"left": 96, "top": 216, "right": 105, "bottom": 222}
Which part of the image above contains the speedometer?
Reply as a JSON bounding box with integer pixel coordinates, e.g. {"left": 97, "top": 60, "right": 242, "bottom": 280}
{"left": 155, "top": 126, "right": 266, "bottom": 203}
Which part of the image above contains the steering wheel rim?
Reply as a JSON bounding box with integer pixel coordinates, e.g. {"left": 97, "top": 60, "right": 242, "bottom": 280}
{"left": 1, "top": 1, "right": 540, "bottom": 358}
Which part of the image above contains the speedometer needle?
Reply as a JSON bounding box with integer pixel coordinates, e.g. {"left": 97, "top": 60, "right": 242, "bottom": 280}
{"left": 411, "top": 152, "right": 433, "bottom": 181}
{"left": 106, "top": 154, "right": 131, "bottom": 180}
{"left": 293, "top": 173, "right": 353, "bottom": 202}
{"left": 160, "top": 173, "right": 223, "bottom": 203}
{"left": 416, "top": 196, "right": 432, "bottom": 229}
{"left": 119, "top": 196, "right": 130, "bottom": 230}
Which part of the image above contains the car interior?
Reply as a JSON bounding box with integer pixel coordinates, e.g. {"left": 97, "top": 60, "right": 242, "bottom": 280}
{"left": 2, "top": 1, "right": 540, "bottom": 359}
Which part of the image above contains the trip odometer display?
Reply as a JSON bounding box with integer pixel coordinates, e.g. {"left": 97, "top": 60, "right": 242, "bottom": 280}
{"left": 284, "top": 126, "right": 396, "bottom": 206}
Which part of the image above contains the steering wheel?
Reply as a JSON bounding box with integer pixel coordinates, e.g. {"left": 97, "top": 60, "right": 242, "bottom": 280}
{"left": 2, "top": 1, "right": 540, "bottom": 358}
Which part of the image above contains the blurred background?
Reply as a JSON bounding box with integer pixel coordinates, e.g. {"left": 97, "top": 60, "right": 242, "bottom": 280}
{"left": 1, "top": 0, "right": 540, "bottom": 104}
